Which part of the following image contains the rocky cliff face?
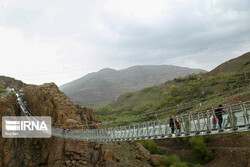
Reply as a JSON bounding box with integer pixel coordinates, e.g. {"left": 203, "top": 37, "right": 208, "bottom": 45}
{"left": 0, "top": 76, "right": 27, "bottom": 90}
{"left": 0, "top": 82, "right": 153, "bottom": 167}
{"left": 22, "top": 83, "right": 116, "bottom": 167}
{"left": 23, "top": 83, "right": 102, "bottom": 129}
{"left": 0, "top": 83, "right": 118, "bottom": 167}
{"left": 0, "top": 93, "right": 21, "bottom": 166}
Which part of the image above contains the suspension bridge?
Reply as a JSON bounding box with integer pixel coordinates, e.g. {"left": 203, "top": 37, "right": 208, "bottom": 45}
{"left": 14, "top": 90, "right": 250, "bottom": 142}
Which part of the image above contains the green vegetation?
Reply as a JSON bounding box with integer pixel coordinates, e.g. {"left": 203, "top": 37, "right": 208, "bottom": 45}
{"left": 95, "top": 52, "right": 250, "bottom": 125}
{"left": 189, "top": 136, "right": 214, "bottom": 164}
{"left": 0, "top": 89, "right": 7, "bottom": 98}
{"left": 208, "top": 52, "right": 250, "bottom": 76}
{"left": 138, "top": 140, "right": 161, "bottom": 154}
{"left": 95, "top": 54, "right": 249, "bottom": 167}
{"left": 170, "top": 161, "right": 189, "bottom": 167}
{"left": 138, "top": 140, "right": 192, "bottom": 167}
{"left": 0, "top": 89, "right": 6, "bottom": 93}
{"left": 160, "top": 154, "right": 181, "bottom": 166}
{"left": 95, "top": 72, "right": 250, "bottom": 126}
{"left": 243, "top": 59, "right": 250, "bottom": 66}
{"left": 150, "top": 154, "right": 188, "bottom": 167}
{"left": 180, "top": 132, "right": 249, "bottom": 165}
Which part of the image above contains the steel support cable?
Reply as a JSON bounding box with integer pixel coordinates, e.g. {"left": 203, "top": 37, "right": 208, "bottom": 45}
{"left": 37, "top": 90, "right": 250, "bottom": 129}
{"left": 13, "top": 90, "right": 250, "bottom": 142}
{"left": 21, "top": 100, "right": 250, "bottom": 140}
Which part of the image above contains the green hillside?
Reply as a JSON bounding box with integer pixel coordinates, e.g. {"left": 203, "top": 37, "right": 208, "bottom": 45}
{"left": 95, "top": 53, "right": 250, "bottom": 126}
{"left": 208, "top": 52, "right": 250, "bottom": 76}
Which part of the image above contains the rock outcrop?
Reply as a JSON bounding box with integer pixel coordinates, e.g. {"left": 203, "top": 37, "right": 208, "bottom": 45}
{"left": 23, "top": 83, "right": 116, "bottom": 167}
{"left": 23, "top": 83, "right": 101, "bottom": 129}
{"left": 0, "top": 76, "right": 27, "bottom": 90}
{"left": 0, "top": 83, "right": 117, "bottom": 167}
{"left": 0, "top": 93, "right": 20, "bottom": 166}
{"left": 0, "top": 82, "right": 154, "bottom": 167}
{"left": 133, "top": 142, "right": 151, "bottom": 161}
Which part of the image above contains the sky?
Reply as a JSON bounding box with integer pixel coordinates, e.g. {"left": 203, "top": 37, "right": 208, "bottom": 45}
{"left": 0, "top": 0, "right": 250, "bottom": 86}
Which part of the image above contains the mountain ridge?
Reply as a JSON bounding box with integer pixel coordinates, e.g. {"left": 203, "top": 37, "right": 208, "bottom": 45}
{"left": 94, "top": 52, "right": 250, "bottom": 126}
{"left": 59, "top": 65, "right": 206, "bottom": 106}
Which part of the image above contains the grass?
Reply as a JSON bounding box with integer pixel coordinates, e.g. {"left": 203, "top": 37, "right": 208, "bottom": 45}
{"left": 208, "top": 52, "right": 250, "bottom": 76}
{"left": 137, "top": 140, "right": 161, "bottom": 154}
{"left": 95, "top": 72, "right": 250, "bottom": 127}
{"left": 203, "top": 131, "right": 250, "bottom": 140}
{"left": 150, "top": 154, "right": 189, "bottom": 167}
{"left": 0, "top": 89, "right": 6, "bottom": 93}
{"left": 189, "top": 136, "right": 214, "bottom": 164}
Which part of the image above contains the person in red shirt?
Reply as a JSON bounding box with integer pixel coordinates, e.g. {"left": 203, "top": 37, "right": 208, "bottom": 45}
{"left": 212, "top": 115, "right": 217, "bottom": 129}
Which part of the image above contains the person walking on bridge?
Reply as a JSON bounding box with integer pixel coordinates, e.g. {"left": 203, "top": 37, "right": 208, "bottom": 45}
{"left": 214, "top": 104, "right": 226, "bottom": 129}
{"left": 169, "top": 116, "right": 174, "bottom": 133}
{"left": 212, "top": 115, "right": 217, "bottom": 129}
{"left": 175, "top": 115, "right": 181, "bottom": 132}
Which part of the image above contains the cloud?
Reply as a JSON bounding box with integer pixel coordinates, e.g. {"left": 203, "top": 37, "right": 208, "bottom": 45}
{"left": 0, "top": 26, "right": 97, "bottom": 85}
{"left": 0, "top": 0, "right": 249, "bottom": 85}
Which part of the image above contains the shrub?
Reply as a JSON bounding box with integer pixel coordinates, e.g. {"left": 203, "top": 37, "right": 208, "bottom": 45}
{"left": 123, "top": 92, "right": 134, "bottom": 98}
{"left": 170, "top": 85, "right": 180, "bottom": 97}
{"left": 139, "top": 140, "right": 160, "bottom": 154}
{"left": 189, "top": 136, "right": 214, "bottom": 164}
{"left": 150, "top": 152, "right": 188, "bottom": 167}
{"left": 161, "top": 155, "right": 171, "bottom": 166}
{"left": 161, "top": 154, "right": 181, "bottom": 166}
{"left": 170, "top": 161, "right": 189, "bottom": 167}
{"left": 143, "top": 86, "right": 154, "bottom": 92}
{"left": 0, "top": 89, "right": 6, "bottom": 93}
{"left": 243, "top": 59, "right": 250, "bottom": 65}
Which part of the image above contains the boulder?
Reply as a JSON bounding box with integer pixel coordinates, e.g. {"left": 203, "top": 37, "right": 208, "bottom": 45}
{"left": 0, "top": 82, "right": 118, "bottom": 167}
{"left": 104, "top": 150, "right": 115, "bottom": 161}
{"left": 134, "top": 142, "right": 151, "bottom": 161}
{"left": 65, "top": 140, "right": 88, "bottom": 155}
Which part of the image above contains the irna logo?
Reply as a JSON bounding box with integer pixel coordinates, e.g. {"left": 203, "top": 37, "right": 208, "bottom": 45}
{"left": 2, "top": 116, "right": 51, "bottom": 138}
{"left": 6, "top": 120, "right": 48, "bottom": 131}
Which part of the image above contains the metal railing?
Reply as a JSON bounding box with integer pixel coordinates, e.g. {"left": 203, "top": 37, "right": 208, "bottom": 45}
{"left": 14, "top": 91, "right": 250, "bottom": 142}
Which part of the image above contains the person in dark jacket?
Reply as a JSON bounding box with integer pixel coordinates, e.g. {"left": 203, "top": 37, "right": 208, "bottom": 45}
{"left": 169, "top": 116, "right": 174, "bottom": 133}
{"left": 214, "top": 104, "right": 226, "bottom": 129}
